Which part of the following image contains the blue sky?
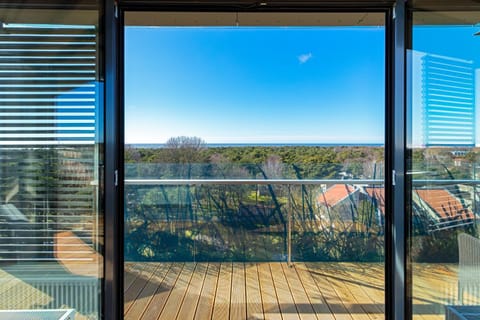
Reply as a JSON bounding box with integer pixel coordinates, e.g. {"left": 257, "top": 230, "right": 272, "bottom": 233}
{"left": 410, "top": 25, "right": 480, "bottom": 147}
{"left": 125, "top": 26, "right": 386, "bottom": 144}
{"left": 413, "top": 26, "right": 480, "bottom": 64}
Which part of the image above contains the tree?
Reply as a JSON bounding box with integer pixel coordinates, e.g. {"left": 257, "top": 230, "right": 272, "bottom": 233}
{"left": 164, "top": 136, "right": 207, "bottom": 220}
{"left": 465, "top": 151, "right": 478, "bottom": 164}
{"left": 261, "top": 155, "right": 283, "bottom": 179}
{"left": 165, "top": 136, "right": 206, "bottom": 165}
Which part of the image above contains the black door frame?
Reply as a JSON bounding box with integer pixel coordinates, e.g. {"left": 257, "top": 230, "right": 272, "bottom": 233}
{"left": 104, "top": 1, "right": 407, "bottom": 320}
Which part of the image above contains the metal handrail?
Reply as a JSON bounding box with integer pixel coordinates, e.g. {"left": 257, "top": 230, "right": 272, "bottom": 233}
{"left": 125, "top": 178, "right": 384, "bottom": 185}
{"left": 411, "top": 179, "right": 480, "bottom": 185}
{"left": 125, "top": 178, "right": 480, "bottom": 185}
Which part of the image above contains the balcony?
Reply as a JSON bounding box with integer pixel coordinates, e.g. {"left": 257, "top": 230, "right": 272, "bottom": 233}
{"left": 0, "top": 172, "right": 477, "bottom": 319}
{"left": 121, "top": 176, "right": 478, "bottom": 320}
{"left": 0, "top": 260, "right": 470, "bottom": 320}
{"left": 124, "top": 261, "right": 463, "bottom": 320}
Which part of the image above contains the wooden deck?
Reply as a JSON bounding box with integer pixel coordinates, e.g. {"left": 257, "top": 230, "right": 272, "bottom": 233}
{"left": 125, "top": 262, "right": 472, "bottom": 320}
{"left": 0, "top": 262, "right": 470, "bottom": 319}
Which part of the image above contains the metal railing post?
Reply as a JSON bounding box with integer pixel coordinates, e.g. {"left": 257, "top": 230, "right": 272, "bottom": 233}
{"left": 287, "top": 205, "right": 292, "bottom": 267}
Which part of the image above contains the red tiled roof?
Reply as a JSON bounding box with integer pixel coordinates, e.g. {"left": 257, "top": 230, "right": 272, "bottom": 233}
{"left": 415, "top": 189, "right": 474, "bottom": 221}
{"left": 318, "top": 184, "right": 357, "bottom": 207}
{"left": 364, "top": 187, "right": 385, "bottom": 215}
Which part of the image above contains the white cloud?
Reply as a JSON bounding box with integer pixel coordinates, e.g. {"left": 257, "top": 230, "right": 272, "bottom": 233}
{"left": 298, "top": 52, "right": 313, "bottom": 64}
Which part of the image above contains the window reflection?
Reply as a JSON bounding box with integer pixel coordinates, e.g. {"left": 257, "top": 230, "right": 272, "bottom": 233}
{"left": 0, "top": 6, "right": 103, "bottom": 320}
{"left": 409, "top": 13, "right": 480, "bottom": 320}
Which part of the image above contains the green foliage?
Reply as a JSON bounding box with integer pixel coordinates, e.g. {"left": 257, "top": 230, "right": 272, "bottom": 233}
{"left": 465, "top": 151, "right": 478, "bottom": 163}
{"left": 412, "top": 229, "right": 459, "bottom": 263}
{"left": 124, "top": 140, "right": 479, "bottom": 263}
{"left": 410, "top": 222, "right": 480, "bottom": 263}
{"left": 127, "top": 144, "right": 384, "bottom": 180}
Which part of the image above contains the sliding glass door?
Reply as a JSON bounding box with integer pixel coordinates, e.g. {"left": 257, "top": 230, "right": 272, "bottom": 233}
{"left": 408, "top": 7, "right": 480, "bottom": 320}
{"left": 123, "top": 11, "right": 386, "bottom": 319}
{"left": 0, "top": 2, "right": 104, "bottom": 319}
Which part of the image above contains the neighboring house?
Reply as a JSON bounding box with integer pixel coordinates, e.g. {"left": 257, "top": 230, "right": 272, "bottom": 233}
{"left": 326, "top": 185, "right": 476, "bottom": 234}
{"left": 363, "top": 187, "right": 386, "bottom": 230}
{"left": 317, "top": 184, "right": 360, "bottom": 223}
{"left": 413, "top": 188, "right": 475, "bottom": 232}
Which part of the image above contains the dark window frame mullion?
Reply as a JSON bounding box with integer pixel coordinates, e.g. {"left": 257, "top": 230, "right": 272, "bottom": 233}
{"left": 389, "top": 1, "right": 407, "bottom": 320}
{"left": 405, "top": 6, "right": 413, "bottom": 320}
{"left": 104, "top": 0, "right": 123, "bottom": 320}
{"left": 115, "top": 4, "right": 400, "bottom": 320}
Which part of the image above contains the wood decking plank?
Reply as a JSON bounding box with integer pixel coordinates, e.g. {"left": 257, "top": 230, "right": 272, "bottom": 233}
{"left": 257, "top": 263, "right": 282, "bottom": 320}
{"left": 294, "top": 263, "right": 335, "bottom": 320}
{"left": 139, "top": 263, "right": 185, "bottom": 320}
{"left": 1, "top": 262, "right": 454, "bottom": 320}
{"left": 124, "top": 263, "right": 163, "bottom": 314}
{"left": 212, "top": 263, "right": 233, "bottom": 320}
{"left": 125, "top": 263, "right": 171, "bottom": 320}
{"left": 343, "top": 263, "right": 384, "bottom": 306}
{"left": 280, "top": 263, "right": 315, "bottom": 320}
{"left": 280, "top": 263, "right": 317, "bottom": 320}
{"left": 176, "top": 263, "right": 208, "bottom": 320}
{"left": 342, "top": 279, "right": 383, "bottom": 320}
{"left": 269, "top": 262, "right": 300, "bottom": 320}
{"left": 158, "top": 262, "right": 196, "bottom": 320}
{"left": 124, "top": 262, "right": 149, "bottom": 293}
{"left": 413, "top": 264, "right": 457, "bottom": 306}
{"left": 245, "top": 263, "right": 264, "bottom": 320}
{"left": 412, "top": 263, "right": 458, "bottom": 320}
{"left": 322, "top": 267, "right": 372, "bottom": 320}
{"left": 194, "top": 263, "right": 220, "bottom": 320}
{"left": 121, "top": 262, "right": 453, "bottom": 320}
{"left": 338, "top": 263, "right": 384, "bottom": 320}
{"left": 230, "top": 262, "right": 247, "bottom": 320}
{"left": 306, "top": 263, "right": 353, "bottom": 320}
{"left": 54, "top": 231, "right": 102, "bottom": 278}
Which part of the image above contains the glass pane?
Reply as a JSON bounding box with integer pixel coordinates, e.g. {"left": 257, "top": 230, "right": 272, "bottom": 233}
{"left": 408, "top": 11, "right": 480, "bottom": 320}
{"left": 124, "top": 12, "right": 385, "bottom": 320}
{"left": 0, "top": 5, "right": 103, "bottom": 320}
